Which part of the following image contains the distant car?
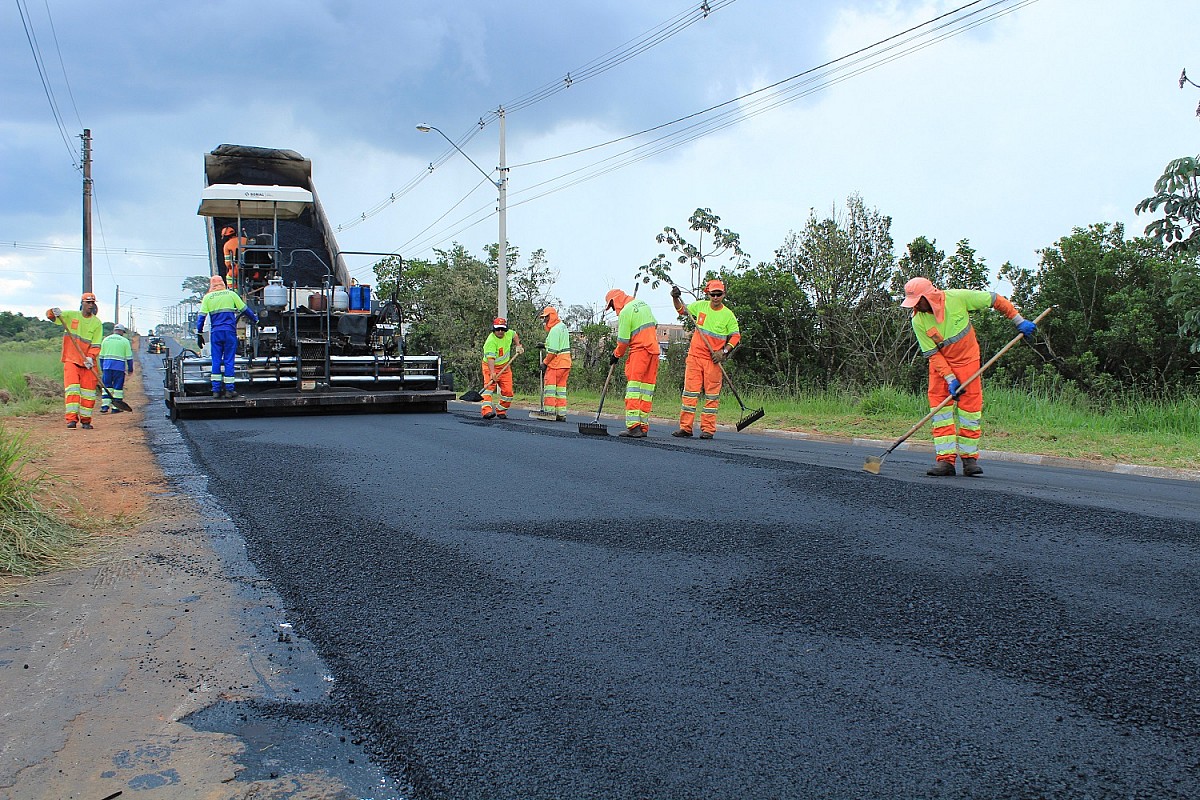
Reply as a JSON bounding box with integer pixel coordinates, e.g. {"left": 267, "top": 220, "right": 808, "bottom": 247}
{"left": 147, "top": 336, "right": 166, "bottom": 354}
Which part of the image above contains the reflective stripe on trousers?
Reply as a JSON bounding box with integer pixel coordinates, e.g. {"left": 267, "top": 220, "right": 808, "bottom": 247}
{"left": 928, "top": 362, "right": 983, "bottom": 463}
{"left": 543, "top": 366, "right": 570, "bottom": 411}
{"left": 679, "top": 355, "right": 722, "bottom": 435}
{"left": 481, "top": 367, "right": 514, "bottom": 416}
{"left": 63, "top": 361, "right": 98, "bottom": 422}
{"left": 623, "top": 349, "right": 658, "bottom": 431}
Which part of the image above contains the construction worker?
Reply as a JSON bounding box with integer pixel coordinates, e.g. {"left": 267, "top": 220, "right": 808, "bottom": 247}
{"left": 221, "top": 225, "right": 249, "bottom": 284}
{"left": 480, "top": 317, "right": 523, "bottom": 419}
{"left": 605, "top": 288, "right": 659, "bottom": 438}
{"left": 196, "top": 275, "right": 258, "bottom": 398}
{"left": 46, "top": 292, "right": 104, "bottom": 429}
{"left": 539, "top": 306, "right": 572, "bottom": 421}
{"left": 671, "top": 279, "right": 741, "bottom": 439}
{"left": 98, "top": 323, "right": 134, "bottom": 414}
{"left": 901, "top": 276, "right": 1037, "bottom": 477}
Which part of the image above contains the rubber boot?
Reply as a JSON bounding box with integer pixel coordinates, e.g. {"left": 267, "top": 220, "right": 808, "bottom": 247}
{"left": 926, "top": 460, "right": 956, "bottom": 477}
{"left": 961, "top": 457, "right": 983, "bottom": 477}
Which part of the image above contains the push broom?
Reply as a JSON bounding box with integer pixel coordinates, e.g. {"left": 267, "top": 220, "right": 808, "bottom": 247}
{"left": 863, "top": 306, "right": 1053, "bottom": 475}
{"left": 529, "top": 344, "right": 559, "bottom": 421}
{"left": 578, "top": 360, "right": 618, "bottom": 436}
{"left": 675, "top": 286, "right": 765, "bottom": 432}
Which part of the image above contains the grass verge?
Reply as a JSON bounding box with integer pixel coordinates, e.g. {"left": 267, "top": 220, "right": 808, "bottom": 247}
{"left": 0, "top": 345, "right": 61, "bottom": 417}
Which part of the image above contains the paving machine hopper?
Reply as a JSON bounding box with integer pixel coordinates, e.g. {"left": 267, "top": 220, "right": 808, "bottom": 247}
{"left": 164, "top": 144, "right": 454, "bottom": 420}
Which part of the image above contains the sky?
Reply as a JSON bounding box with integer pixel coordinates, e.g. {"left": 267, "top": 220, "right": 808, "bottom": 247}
{"left": 2, "top": 0, "right": 1197, "bottom": 331}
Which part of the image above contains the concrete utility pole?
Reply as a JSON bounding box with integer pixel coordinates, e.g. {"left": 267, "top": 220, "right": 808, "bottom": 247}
{"left": 114, "top": 285, "right": 119, "bottom": 325}
{"left": 81, "top": 129, "right": 93, "bottom": 294}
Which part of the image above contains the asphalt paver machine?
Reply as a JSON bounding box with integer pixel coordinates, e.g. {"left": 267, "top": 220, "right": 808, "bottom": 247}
{"left": 164, "top": 144, "right": 454, "bottom": 419}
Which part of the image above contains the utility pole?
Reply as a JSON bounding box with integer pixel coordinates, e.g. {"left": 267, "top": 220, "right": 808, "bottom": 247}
{"left": 114, "top": 285, "right": 119, "bottom": 325}
{"left": 81, "top": 129, "right": 93, "bottom": 294}
{"left": 497, "top": 107, "right": 508, "bottom": 320}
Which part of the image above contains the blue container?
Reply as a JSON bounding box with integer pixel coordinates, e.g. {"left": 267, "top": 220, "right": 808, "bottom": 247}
{"left": 349, "top": 284, "right": 372, "bottom": 311}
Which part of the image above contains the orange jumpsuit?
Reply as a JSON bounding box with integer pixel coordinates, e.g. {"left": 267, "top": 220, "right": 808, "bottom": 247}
{"left": 48, "top": 309, "right": 103, "bottom": 424}
{"left": 609, "top": 291, "right": 659, "bottom": 434}
{"left": 541, "top": 309, "right": 572, "bottom": 417}
{"left": 679, "top": 300, "right": 740, "bottom": 435}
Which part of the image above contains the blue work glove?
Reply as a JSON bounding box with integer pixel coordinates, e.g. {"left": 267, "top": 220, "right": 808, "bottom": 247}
{"left": 1015, "top": 318, "right": 1037, "bottom": 340}
{"left": 945, "top": 376, "right": 963, "bottom": 399}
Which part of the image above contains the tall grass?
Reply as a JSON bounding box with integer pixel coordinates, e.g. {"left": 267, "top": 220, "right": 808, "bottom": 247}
{"left": 0, "top": 424, "right": 88, "bottom": 576}
{"left": 0, "top": 346, "right": 61, "bottom": 417}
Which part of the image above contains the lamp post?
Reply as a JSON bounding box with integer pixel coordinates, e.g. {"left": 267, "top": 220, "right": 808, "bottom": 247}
{"left": 417, "top": 109, "right": 508, "bottom": 319}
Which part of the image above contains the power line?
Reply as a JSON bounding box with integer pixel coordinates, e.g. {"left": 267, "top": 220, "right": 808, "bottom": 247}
{"left": 14, "top": 0, "right": 78, "bottom": 169}
{"left": 40, "top": 0, "right": 83, "bottom": 130}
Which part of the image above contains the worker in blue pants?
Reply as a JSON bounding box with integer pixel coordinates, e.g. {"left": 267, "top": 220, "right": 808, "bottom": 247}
{"left": 196, "top": 275, "right": 258, "bottom": 398}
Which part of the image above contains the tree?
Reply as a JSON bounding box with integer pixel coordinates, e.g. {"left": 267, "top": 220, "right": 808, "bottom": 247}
{"left": 1135, "top": 155, "right": 1200, "bottom": 254}
{"left": 181, "top": 276, "right": 210, "bottom": 304}
{"left": 635, "top": 207, "right": 750, "bottom": 300}
{"left": 721, "top": 263, "right": 816, "bottom": 389}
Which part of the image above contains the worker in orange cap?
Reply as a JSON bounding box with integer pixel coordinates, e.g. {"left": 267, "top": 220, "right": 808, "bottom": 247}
{"left": 670, "top": 279, "right": 740, "bottom": 439}
{"left": 538, "top": 306, "right": 572, "bottom": 420}
{"left": 480, "top": 317, "right": 522, "bottom": 419}
{"left": 46, "top": 292, "right": 104, "bottom": 429}
{"left": 901, "top": 276, "right": 1036, "bottom": 477}
{"left": 605, "top": 288, "right": 660, "bottom": 437}
{"left": 197, "top": 275, "right": 258, "bottom": 398}
{"left": 221, "top": 225, "right": 250, "bottom": 285}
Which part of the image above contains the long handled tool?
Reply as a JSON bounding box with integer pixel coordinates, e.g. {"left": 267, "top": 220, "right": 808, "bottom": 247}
{"left": 863, "top": 306, "right": 1053, "bottom": 475}
{"left": 530, "top": 344, "right": 558, "bottom": 421}
{"left": 578, "top": 360, "right": 617, "bottom": 436}
{"left": 62, "top": 328, "right": 134, "bottom": 413}
{"left": 460, "top": 359, "right": 514, "bottom": 403}
{"left": 675, "top": 287, "right": 765, "bottom": 432}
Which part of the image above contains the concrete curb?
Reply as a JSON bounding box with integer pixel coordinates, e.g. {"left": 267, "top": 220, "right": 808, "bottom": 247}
{"left": 495, "top": 403, "right": 1200, "bottom": 484}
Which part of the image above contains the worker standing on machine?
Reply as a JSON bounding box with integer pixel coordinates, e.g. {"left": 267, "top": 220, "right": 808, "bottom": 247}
{"left": 539, "top": 306, "right": 572, "bottom": 421}
{"left": 605, "top": 288, "right": 660, "bottom": 438}
{"left": 900, "top": 276, "right": 1036, "bottom": 477}
{"left": 196, "top": 275, "right": 258, "bottom": 399}
{"left": 98, "top": 323, "right": 134, "bottom": 414}
{"left": 480, "top": 317, "right": 523, "bottom": 420}
{"left": 221, "top": 225, "right": 250, "bottom": 286}
{"left": 46, "top": 292, "right": 104, "bottom": 429}
{"left": 671, "top": 279, "right": 741, "bottom": 440}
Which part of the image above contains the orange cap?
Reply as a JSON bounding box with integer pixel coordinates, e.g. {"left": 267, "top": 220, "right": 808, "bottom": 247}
{"left": 221, "top": 226, "right": 235, "bottom": 236}
{"left": 604, "top": 288, "right": 630, "bottom": 313}
{"left": 81, "top": 292, "right": 97, "bottom": 303}
{"left": 539, "top": 306, "right": 556, "bottom": 318}
{"left": 900, "top": 277, "right": 935, "bottom": 308}
{"left": 209, "top": 275, "right": 227, "bottom": 291}
{"left": 492, "top": 317, "right": 507, "bottom": 329}
{"left": 705, "top": 279, "right": 725, "bottom": 294}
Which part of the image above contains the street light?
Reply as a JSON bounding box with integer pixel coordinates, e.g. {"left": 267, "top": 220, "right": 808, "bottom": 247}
{"left": 417, "top": 111, "right": 508, "bottom": 319}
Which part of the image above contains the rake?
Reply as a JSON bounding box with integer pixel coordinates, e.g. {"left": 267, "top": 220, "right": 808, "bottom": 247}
{"left": 63, "top": 329, "right": 134, "bottom": 413}
{"left": 675, "top": 286, "right": 765, "bottom": 432}
{"left": 578, "top": 361, "right": 617, "bottom": 436}
{"left": 863, "top": 306, "right": 1053, "bottom": 475}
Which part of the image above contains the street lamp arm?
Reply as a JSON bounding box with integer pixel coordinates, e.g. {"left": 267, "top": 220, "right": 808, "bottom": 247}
{"left": 416, "top": 124, "right": 499, "bottom": 188}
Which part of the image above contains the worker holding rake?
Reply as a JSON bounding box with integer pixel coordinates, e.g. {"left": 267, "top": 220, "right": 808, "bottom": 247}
{"left": 901, "top": 277, "right": 1037, "bottom": 477}
{"left": 605, "top": 288, "right": 660, "bottom": 438}
{"left": 671, "top": 279, "right": 741, "bottom": 440}
{"left": 480, "top": 317, "right": 522, "bottom": 420}
{"left": 46, "top": 292, "right": 104, "bottom": 429}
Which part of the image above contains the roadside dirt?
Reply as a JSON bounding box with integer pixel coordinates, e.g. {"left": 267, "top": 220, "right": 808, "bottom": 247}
{"left": 0, "top": 369, "right": 363, "bottom": 800}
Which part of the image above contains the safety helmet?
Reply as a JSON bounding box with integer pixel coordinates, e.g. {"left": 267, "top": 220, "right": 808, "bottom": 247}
{"left": 539, "top": 305, "right": 556, "bottom": 318}
{"left": 81, "top": 292, "right": 98, "bottom": 303}
{"left": 113, "top": 323, "right": 127, "bottom": 333}
{"left": 705, "top": 279, "right": 725, "bottom": 294}
{"left": 221, "top": 226, "right": 235, "bottom": 236}
{"left": 492, "top": 317, "right": 508, "bottom": 331}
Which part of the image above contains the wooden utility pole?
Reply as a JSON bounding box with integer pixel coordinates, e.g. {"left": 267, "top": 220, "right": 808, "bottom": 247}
{"left": 82, "top": 129, "right": 93, "bottom": 293}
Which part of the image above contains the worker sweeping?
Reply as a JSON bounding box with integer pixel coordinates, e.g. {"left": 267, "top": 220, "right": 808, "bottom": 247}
{"left": 900, "top": 276, "right": 1037, "bottom": 477}
{"left": 670, "top": 279, "right": 741, "bottom": 440}
{"left": 98, "top": 323, "right": 134, "bottom": 414}
{"left": 539, "top": 306, "right": 572, "bottom": 421}
{"left": 480, "top": 317, "right": 523, "bottom": 420}
{"left": 46, "top": 292, "right": 104, "bottom": 429}
{"left": 605, "top": 288, "right": 659, "bottom": 438}
{"left": 196, "top": 275, "right": 258, "bottom": 398}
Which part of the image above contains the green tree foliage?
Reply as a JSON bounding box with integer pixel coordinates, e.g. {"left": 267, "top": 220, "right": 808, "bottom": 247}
{"left": 0, "top": 311, "right": 58, "bottom": 343}
{"left": 635, "top": 207, "right": 750, "bottom": 299}
{"left": 181, "top": 276, "right": 210, "bottom": 304}
{"left": 721, "top": 263, "right": 816, "bottom": 389}
{"left": 1136, "top": 155, "right": 1200, "bottom": 254}
{"left": 1000, "top": 223, "right": 1200, "bottom": 396}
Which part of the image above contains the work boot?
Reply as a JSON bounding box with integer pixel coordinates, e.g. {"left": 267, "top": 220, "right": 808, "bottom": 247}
{"left": 212, "top": 390, "right": 223, "bottom": 398}
{"left": 100, "top": 406, "right": 110, "bottom": 413}
{"left": 926, "top": 460, "right": 956, "bottom": 477}
{"left": 226, "top": 391, "right": 238, "bottom": 399}
{"left": 80, "top": 421, "right": 93, "bottom": 430}
{"left": 619, "top": 427, "right": 646, "bottom": 438}
{"left": 961, "top": 457, "right": 983, "bottom": 477}
{"left": 496, "top": 412, "right": 507, "bottom": 419}
{"left": 111, "top": 407, "right": 123, "bottom": 414}
{"left": 671, "top": 429, "right": 691, "bottom": 438}
{"left": 482, "top": 411, "right": 496, "bottom": 420}
{"left": 699, "top": 432, "right": 714, "bottom": 440}
{"left": 555, "top": 414, "right": 568, "bottom": 422}
{"left": 66, "top": 421, "right": 77, "bottom": 429}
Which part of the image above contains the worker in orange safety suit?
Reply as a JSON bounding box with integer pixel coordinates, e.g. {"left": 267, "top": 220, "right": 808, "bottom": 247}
{"left": 46, "top": 292, "right": 104, "bottom": 429}
{"left": 221, "top": 225, "right": 250, "bottom": 285}
{"left": 481, "top": 317, "right": 523, "bottom": 419}
{"left": 901, "top": 276, "right": 1037, "bottom": 477}
{"left": 671, "top": 279, "right": 741, "bottom": 440}
{"left": 538, "top": 306, "right": 572, "bottom": 421}
{"left": 605, "top": 288, "right": 659, "bottom": 438}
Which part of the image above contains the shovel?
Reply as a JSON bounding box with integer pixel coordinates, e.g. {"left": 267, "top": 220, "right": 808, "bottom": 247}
{"left": 530, "top": 345, "right": 558, "bottom": 421}
{"left": 460, "top": 359, "right": 514, "bottom": 403}
{"left": 578, "top": 360, "right": 617, "bottom": 436}
{"left": 675, "top": 286, "right": 765, "bottom": 432}
{"left": 863, "top": 306, "right": 1053, "bottom": 475}
{"left": 62, "top": 328, "right": 134, "bottom": 413}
